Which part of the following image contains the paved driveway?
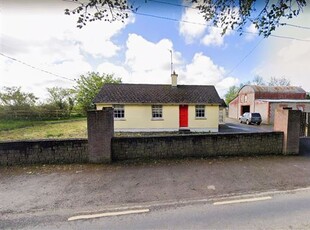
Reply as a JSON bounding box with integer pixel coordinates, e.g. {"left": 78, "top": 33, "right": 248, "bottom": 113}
{"left": 219, "top": 118, "right": 273, "bottom": 133}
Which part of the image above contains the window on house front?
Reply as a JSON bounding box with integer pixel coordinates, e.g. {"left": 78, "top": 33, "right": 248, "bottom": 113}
{"left": 114, "top": 105, "right": 124, "bottom": 118}
{"left": 152, "top": 105, "right": 162, "bottom": 119}
{"left": 195, "top": 105, "right": 205, "bottom": 118}
{"left": 244, "top": 95, "right": 248, "bottom": 102}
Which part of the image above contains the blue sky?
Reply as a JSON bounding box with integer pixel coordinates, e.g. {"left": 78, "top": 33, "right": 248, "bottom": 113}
{"left": 1, "top": 0, "right": 310, "bottom": 100}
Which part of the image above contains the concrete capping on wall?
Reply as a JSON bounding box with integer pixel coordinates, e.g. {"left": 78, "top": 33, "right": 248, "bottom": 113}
{"left": 0, "top": 139, "right": 88, "bottom": 166}
{"left": 111, "top": 132, "right": 284, "bottom": 161}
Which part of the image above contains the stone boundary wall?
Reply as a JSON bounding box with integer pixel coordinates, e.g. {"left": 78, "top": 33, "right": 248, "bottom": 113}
{"left": 0, "top": 132, "right": 285, "bottom": 166}
{"left": 0, "top": 139, "right": 88, "bottom": 166}
{"left": 112, "top": 132, "right": 284, "bottom": 161}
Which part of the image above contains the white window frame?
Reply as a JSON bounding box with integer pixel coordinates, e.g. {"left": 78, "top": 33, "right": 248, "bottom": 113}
{"left": 152, "top": 105, "right": 163, "bottom": 119}
{"left": 195, "top": 105, "right": 205, "bottom": 118}
{"left": 113, "top": 105, "right": 125, "bottom": 119}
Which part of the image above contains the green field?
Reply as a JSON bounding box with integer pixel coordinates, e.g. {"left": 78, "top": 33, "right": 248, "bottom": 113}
{"left": 0, "top": 118, "right": 87, "bottom": 141}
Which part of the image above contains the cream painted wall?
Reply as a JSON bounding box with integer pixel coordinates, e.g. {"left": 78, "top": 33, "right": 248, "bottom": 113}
{"left": 96, "top": 104, "right": 219, "bottom": 132}
{"left": 188, "top": 105, "right": 219, "bottom": 129}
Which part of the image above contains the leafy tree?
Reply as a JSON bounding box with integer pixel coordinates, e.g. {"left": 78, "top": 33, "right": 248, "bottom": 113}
{"left": 268, "top": 76, "right": 290, "bottom": 86}
{"left": 0, "top": 86, "right": 38, "bottom": 107}
{"left": 74, "top": 72, "right": 121, "bottom": 114}
{"left": 195, "top": 0, "right": 306, "bottom": 37}
{"left": 65, "top": 0, "right": 307, "bottom": 37}
{"left": 46, "top": 87, "right": 75, "bottom": 115}
{"left": 224, "top": 85, "right": 240, "bottom": 105}
{"left": 306, "top": 93, "right": 310, "bottom": 99}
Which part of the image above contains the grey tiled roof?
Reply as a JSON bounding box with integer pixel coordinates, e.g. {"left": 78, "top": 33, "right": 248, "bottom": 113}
{"left": 94, "top": 83, "right": 222, "bottom": 104}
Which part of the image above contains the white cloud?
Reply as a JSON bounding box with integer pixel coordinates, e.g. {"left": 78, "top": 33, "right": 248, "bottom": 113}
{"left": 124, "top": 34, "right": 182, "bottom": 84}
{"left": 254, "top": 37, "right": 310, "bottom": 91}
{"left": 94, "top": 36, "right": 237, "bottom": 98}
{"left": 179, "top": 5, "right": 207, "bottom": 44}
{"left": 254, "top": 8, "right": 310, "bottom": 92}
{"left": 179, "top": 3, "right": 235, "bottom": 47}
{"left": 0, "top": 0, "right": 134, "bottom": 99}
{"left": 215, "top": 77, "right": 240, "bottom": 97}
{"left": 97, "top": 62, "right": 129, "bottom": 80}
{"left": 182, "top": 53, "right": 225, "bottom": 85}
{"left": 180, "top": 53, "right": 238, "bottom": 96}
{"left": 201, "top": 27, "right": 231, "bottom": 47}
{"left": 244, "top": 24, "right": 258, "bottom": 41}
{"left": 1, "top": 7, "right": 134, "bottom": 58}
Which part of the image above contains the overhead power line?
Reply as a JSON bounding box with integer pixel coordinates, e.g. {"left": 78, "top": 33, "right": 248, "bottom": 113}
{"left": 133, "top": 11, "right": 310, "bottom": 42}
{"left": 225, "top": 38, "right": 265, "bottom": 77}
{"left": 148, "top": 0, "right": 195, "bottom": 9}
{"left": 282, "top": 23, "right": 310, "bottom": 30}
{"left": 0, "top": 52, "right": 75, "bottom": 82}
{"left": 142, "top": 1, "right": 310, "bottom": 40}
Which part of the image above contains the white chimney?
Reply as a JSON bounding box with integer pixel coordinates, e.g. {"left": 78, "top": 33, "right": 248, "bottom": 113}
{"left": 171, "top": 71, "right": 178, "bottom": 87}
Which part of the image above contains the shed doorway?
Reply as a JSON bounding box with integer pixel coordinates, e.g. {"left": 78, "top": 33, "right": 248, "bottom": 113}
{"left": 241, "top": 105, "right": 250, "bottom": 115}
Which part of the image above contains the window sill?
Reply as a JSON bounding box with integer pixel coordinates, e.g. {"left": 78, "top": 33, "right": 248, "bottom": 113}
{"left": 195, "top": 117, "right": 207, "bottom": 120}
{"left": 151, "top": 118, "right": 164, "bottom": 121}
{"left": 114, "top": 118, "right": 126, "bottom": 121}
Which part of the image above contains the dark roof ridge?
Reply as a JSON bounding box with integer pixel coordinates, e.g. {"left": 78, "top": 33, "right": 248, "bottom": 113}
{"left": 104, "top": 83, "right": 216, "bottom": 87}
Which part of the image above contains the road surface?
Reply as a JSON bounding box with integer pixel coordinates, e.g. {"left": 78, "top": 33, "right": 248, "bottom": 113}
{"left": 2, "top": 188, "right": 310, "bottom": 229}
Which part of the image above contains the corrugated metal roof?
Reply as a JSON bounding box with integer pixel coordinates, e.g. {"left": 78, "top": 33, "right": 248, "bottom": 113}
{"left": 249, "top": 85, "right": 306, "bottom": 94}
{"left": 258, "top": 99, "right": 310, "bottom": 103}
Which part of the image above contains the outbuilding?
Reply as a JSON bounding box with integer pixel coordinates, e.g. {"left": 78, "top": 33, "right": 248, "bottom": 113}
{"left": 229, "top": 85, "right": 310, "bottom": 124}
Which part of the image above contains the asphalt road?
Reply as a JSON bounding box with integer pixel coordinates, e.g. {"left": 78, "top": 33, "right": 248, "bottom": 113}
{"left": 4, "top": 188, "right": 310, "bottom": 229}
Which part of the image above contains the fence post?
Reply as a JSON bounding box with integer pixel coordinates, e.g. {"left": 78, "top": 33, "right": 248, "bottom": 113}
{"left": 87, "top": 108, "right": 114, "bottom": 163}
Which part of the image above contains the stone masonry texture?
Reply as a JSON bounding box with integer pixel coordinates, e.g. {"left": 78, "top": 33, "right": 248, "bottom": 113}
{"left": 87, "top": 108, "right": 114, "bottom": 163}
{"left": 1, "top": 132, "right": 284, "bottom": 166}
{"left": 0, "top": 139, "right": 88, "bottom": 166}
{"left": 111, "top": 132, "right": 284, "bottom": 161}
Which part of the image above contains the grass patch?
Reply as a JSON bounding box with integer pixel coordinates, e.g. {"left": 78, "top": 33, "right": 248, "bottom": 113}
{"left": 0, "top": 118, "right": 87, "bottom": 141}
{"left": 0, "top": 120, "right": 44, "bottom": 131}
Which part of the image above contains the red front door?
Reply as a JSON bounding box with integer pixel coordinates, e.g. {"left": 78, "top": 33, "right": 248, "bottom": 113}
{"left": 179, "top": 105, "right": 188, "bottom": 128}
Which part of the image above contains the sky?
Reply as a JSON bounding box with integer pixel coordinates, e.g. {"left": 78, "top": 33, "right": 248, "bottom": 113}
{"left": 1, "top": 0, "right": 310, "bottom": 101}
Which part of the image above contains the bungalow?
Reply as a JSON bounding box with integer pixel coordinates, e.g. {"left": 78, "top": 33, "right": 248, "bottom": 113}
{"left": 94, "top": 72, "right": 223, "bottom": 132}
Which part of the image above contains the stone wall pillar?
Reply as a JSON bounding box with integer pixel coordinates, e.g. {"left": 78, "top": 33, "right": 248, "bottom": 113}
{"left": 87, "top": 108, "right": 114, "bottom": 163}
{"left": 274, "top": 108, "right": 301, "bottom": 154}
